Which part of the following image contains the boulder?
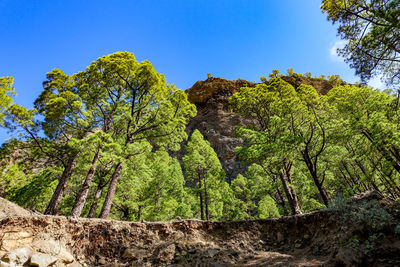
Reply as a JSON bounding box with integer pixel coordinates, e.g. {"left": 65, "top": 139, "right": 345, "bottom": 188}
{"left": 30, "top": 253, "right": 58, "bottom": 267}
{"left": 31, "top": 240, "right": 74, "bottom": 264}
{"left": 1, "top": 247, "right": 33, "bottom": 266}
{"left": 1, "top": 232, "right": 33, "bottom": 251}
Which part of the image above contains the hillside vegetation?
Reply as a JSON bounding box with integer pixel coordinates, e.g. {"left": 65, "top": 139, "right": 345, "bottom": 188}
{"left": 1, "top": 62, "right": 400, "bottom": 222}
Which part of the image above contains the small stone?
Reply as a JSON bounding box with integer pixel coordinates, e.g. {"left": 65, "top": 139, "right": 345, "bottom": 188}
{"left": 257, "top": 240, "right": 266, "bottom": 245}
{"left": 295, "top": 243, "right": 302, "bottom": 248}
{"left": 122, "top": 248, "right": 145, "bottom": 261}
{"left": 207, "top": 249, "right": 219, "bottom": 257}
{"left": 178, "top": 248, "right": 187, "bottom": 256}
{"left": 30, "top": 253, "right": 58, "bottom": 267}
{"left": 97, "top": 256, "right": 106, "bottom": 265}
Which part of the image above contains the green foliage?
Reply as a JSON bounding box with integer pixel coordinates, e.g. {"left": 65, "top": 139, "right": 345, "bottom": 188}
{"left": 112, "top": 148, "right": 191, "bottom": 221}
{"left": 231, "top": 69, "right": 400, "bottom": 215}
{"left": 287, "top": 68, "right": 295, "bottom": 77}
{"left": 230, "top": 174, "right": 255, "bottom": 219}
{"left": 2, "top": 55, "right": 400, "bottom": 223}
{"left": 0, "top": 164, "right": 26, "bottom": 197}
{"left": 363, "top": 233, "right": 384, "bottom": 255}
{"left": 344, "top": 230, "right": 385, "bottom": 255}
{"left": 257, "top": 195, "right": 280, "bottom": 218}
{"left": 302, "top": 198, "right": 325, "bottom": 211}
{"left": 269, "top": 69, "right": 282, "bottom": 79}
{"left": 304, "top": 72, "right": 312, "bottom": 78}
{"left": 346, "top": 234, "right": 361, "bottom": 250}
{"left": 8, "top": 169, "right": 59, "bottom": 212}
{"left": 329, "top": 195, "right": 393, "bottom": 232}
{"left": 0, "top": 139, "right": 53, "bottom": 211}
{"left": 327, "top": 74, "right": 343, "bottom": 87}
{"left": 328, "top": 194, "right": 348, "bottom": 210}
{"left": 22, "top": 52, "right": 195, "bottom": 217}
{"left": 0, "top": 77, "right": 16, "bottom": 126}
{"left": 321, "top": 0, "right": 400, "bottom": 86}
{"left": 183, "top": 130, "right": 238, "bottom": 220}
{"left": 231, "top": 75, "right": 330, "bottom": 207}
{"left": 327, "top": 84, "right": 400, "bottom": 183}
{"left": 352, "top": 201, "right": 392, "bottom": 231}
{"left": 329, "top": 194, "right": 393, "bottom": 255}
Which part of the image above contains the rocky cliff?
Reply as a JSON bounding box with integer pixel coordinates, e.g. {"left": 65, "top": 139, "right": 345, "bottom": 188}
{"left": 182, "top": 76, "right": 338, "bottom": 181}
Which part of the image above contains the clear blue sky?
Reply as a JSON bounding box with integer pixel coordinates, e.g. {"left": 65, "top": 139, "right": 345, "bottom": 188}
{"left": 0, "top": 0, "right": 379, "bottom": 142}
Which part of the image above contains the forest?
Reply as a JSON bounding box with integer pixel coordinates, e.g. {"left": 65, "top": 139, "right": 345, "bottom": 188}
{"left": 0, "top": 0, "right": 399, "bottom": 222}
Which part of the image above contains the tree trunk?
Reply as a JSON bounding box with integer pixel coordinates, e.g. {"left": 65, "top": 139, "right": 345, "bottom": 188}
{"left": 45, "top": 156, "right": 77, "bottom": 215}
{"left": 87, "top": 183, "right": 104, "bottom": 218}
{"left": 283, "top": 162, "right": 301, "bottom": 214}
{"left": 199, "top": 175, "right": 204, "bottom": 220}
{"left": 362, "top": 130, "right": 400, "bottom": 174}
{"left": 311, "top": 171, "right": 330, "bottom": 206}
{"left": 339, "top": 169, "right": 358, "bottom": 194}
{"left": 377, "top": 165, "right": 400, "bottom": 196}
{"left": 276, "top": 188, "right": 288, "bottom": 216}
{"left": 137, "top": 205, "right": 142, "bottom": 221}
{"left": 378, "top": 171, "right": 400, "bottom": 198}
{"left": 71, "top": 148, "right": 101, "bottom": 217}
{"left": 278, "top": 170, "right": 301, "bottom": 215}
{"left": 99, "top": 162, "right": 123, "bottom": 219}
{"left": 122, "top": 207, "right": 130, "bottom": 221}
{"left": 302, "top": 150, "right": 330, "bottom": 206}
{"left": 203, "top": 175, "right": 209, "bottom": 220}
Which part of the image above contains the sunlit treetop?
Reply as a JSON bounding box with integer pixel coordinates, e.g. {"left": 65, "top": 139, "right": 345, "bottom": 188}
{"left": 321, "top": 0, "right": 400, "bottom": 87}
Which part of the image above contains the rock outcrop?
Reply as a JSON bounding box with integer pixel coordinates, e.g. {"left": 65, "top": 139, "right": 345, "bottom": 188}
{"left": 182, "top": 78, "right": 257, "bottom": 182}
{"left": 182, "top": 76, "right": 337, "bottom": 181}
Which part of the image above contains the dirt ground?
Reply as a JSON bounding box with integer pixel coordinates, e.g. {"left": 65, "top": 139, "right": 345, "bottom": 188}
{"left": 1, "top": 194, "right": 400, "bottom": 266}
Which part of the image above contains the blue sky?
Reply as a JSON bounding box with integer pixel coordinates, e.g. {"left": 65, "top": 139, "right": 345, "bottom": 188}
{"left": 0, "top": 0, "right": 382, "bottom": 142}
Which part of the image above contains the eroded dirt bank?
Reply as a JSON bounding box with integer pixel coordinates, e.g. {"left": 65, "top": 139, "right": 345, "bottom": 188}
{"left": 1, "top": 193, "right": 400, "bottom": 266}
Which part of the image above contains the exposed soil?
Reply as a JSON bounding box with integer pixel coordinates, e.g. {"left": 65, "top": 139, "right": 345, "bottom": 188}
{"left": 1, "top": 192, "right": 399, "bottom": 266}
{"left": 0, "top": 197, "right": 31, "bottom": 218}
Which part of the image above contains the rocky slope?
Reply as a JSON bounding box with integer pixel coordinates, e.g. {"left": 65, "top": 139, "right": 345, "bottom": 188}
{"left": 181, "top": 76, "right": 339, "bottom": 181}
{"left": 1, "top": 192, "right": 399, "bottom": 266}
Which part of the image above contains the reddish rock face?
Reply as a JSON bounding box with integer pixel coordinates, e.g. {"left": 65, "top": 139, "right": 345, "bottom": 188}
{"left": 280, "top": 76, "right": 337, "bottom": 96}
{"left": 186, "top": 77, "right": 256, "bottom": 105}
{"left": 182, "top": 76, "right": 337, "bottom": 182}
{"left": 182, "top": 78, "right": 256, "bottom": 182}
